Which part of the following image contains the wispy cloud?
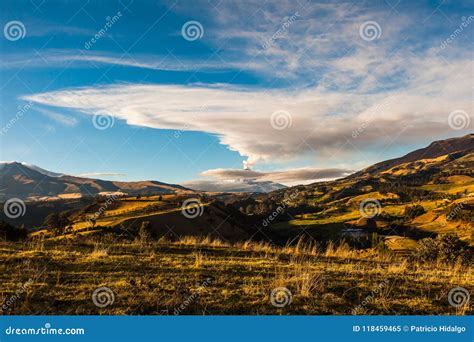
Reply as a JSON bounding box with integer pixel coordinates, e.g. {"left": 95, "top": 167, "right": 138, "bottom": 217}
{"left": 0, "top": 51, "right": 253, "bottom": 73}
{"left": 76, "top": 172, "right": 126, "bottom": 178}
{"left": 36, "top": 108, "right": 79, "bottom": 127}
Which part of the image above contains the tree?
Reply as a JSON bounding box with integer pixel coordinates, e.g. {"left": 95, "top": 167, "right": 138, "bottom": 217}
{"left": 0, "top": 221, "right": 27, "bottom": 241}
{"left": 404, "top": 204, "right": 425, "bottom": 219}
{"left": 138, "top": 221, "right": 152, "bottom": 244}
{"left": 44, "top": 212, "right": 71, "bottom": 235}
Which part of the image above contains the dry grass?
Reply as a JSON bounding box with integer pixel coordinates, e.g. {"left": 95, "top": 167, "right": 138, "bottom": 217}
{"left": 0, "top": 236, "right": 472, "bottom": 315}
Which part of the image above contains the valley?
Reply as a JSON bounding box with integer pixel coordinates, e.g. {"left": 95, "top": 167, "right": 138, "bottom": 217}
{"left": 0, "top": 134, "right": 472, "bottom": 315}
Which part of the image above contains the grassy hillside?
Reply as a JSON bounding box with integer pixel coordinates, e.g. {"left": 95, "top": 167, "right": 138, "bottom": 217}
{"left": 1, "top": 136, "right": 472, "bottom": 316}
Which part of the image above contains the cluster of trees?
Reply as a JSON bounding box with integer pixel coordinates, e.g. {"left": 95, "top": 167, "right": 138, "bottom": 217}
{"left": 379, "top": 184, "right": 442, "bottom": 202}
{"left": 236, "top": 197, "right": 320, "bottom": 218}
{"left": 43, "top": 212, "right": 71, "bottom": 235}
{"left": 404, "top": 204, "right": 426, "bottom": 219}
{"left": 444, "top": 202, "right": 474, "bottom": 224}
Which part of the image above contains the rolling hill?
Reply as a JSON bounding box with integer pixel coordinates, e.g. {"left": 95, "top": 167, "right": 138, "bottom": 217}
{"left": 1, "top": 134, "right": 472, "bottom": 246}
{"left": 0, "top": 162, "right": 193, "bottom": 200}
{"left": 252, "top": 134, "right": 473, "bottom": 247}
{"left": 351, "top": 133, "right": 473, "bottom": 177}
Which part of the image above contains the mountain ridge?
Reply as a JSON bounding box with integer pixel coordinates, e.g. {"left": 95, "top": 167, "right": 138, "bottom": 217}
{"left": 1, "top": 134, "right": 473, "bottom": 200}
{"left": 349, "top": 133, "right": 473, "bottom": 178}
{"left": 0, "top": 162, "right": 193, "bottom": 200}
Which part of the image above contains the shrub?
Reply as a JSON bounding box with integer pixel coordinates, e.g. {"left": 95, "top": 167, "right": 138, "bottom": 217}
{"left": 415, "top": 233, "right": 469, "bottom": 263}
{"left": 404, "top": 204, "right": 425, "bottom": 219}
{"left": 0, "top": 221, "right": 27, "bottom": 241}
{"left": 415, "top": 237, "right": 439, "bottom": 261}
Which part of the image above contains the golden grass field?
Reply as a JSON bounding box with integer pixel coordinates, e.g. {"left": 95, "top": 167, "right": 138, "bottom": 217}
{"left": 0, "top": 236, "right": 472, "bottom": 315}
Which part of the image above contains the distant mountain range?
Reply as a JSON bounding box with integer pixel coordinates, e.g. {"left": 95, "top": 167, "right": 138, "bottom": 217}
{"left": 182, "top": 179, "right": 286, "bottom": 193}
{"left": 0, "top": 162, "right": 192, "bottom": 200}
{"left": 1, "top": 134, "right": 472, "bottom": 200}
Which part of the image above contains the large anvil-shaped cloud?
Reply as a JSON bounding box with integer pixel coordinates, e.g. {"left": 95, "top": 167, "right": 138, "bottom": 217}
{"left": 23, "top": 62, "right": 471, "bottom": 169}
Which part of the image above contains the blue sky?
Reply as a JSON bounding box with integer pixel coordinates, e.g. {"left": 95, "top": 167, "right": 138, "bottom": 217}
{"left": 0, "top": 0, "right": 472, "bottom": 189}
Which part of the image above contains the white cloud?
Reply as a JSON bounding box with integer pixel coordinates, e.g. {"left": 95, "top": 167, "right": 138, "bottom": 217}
{"left": 201, "top": 167, "right": 353, "bottom": 186}
{"left": 181, "top": 179, "right": 285, "bottom": 193}
{"left": 23, "top": 58, "right": 472, "bottom": 169}
{"left": 76, "top": 172, "right": 126, "bottom": 178}
{"left": 37, "top": 108, "right": 79, "bottom": 127}
{"left": 0, "top": 50, "right": 264, "bottom": 74}
{"left": 19, "top": 0, "right": 473, "bottom": 172}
